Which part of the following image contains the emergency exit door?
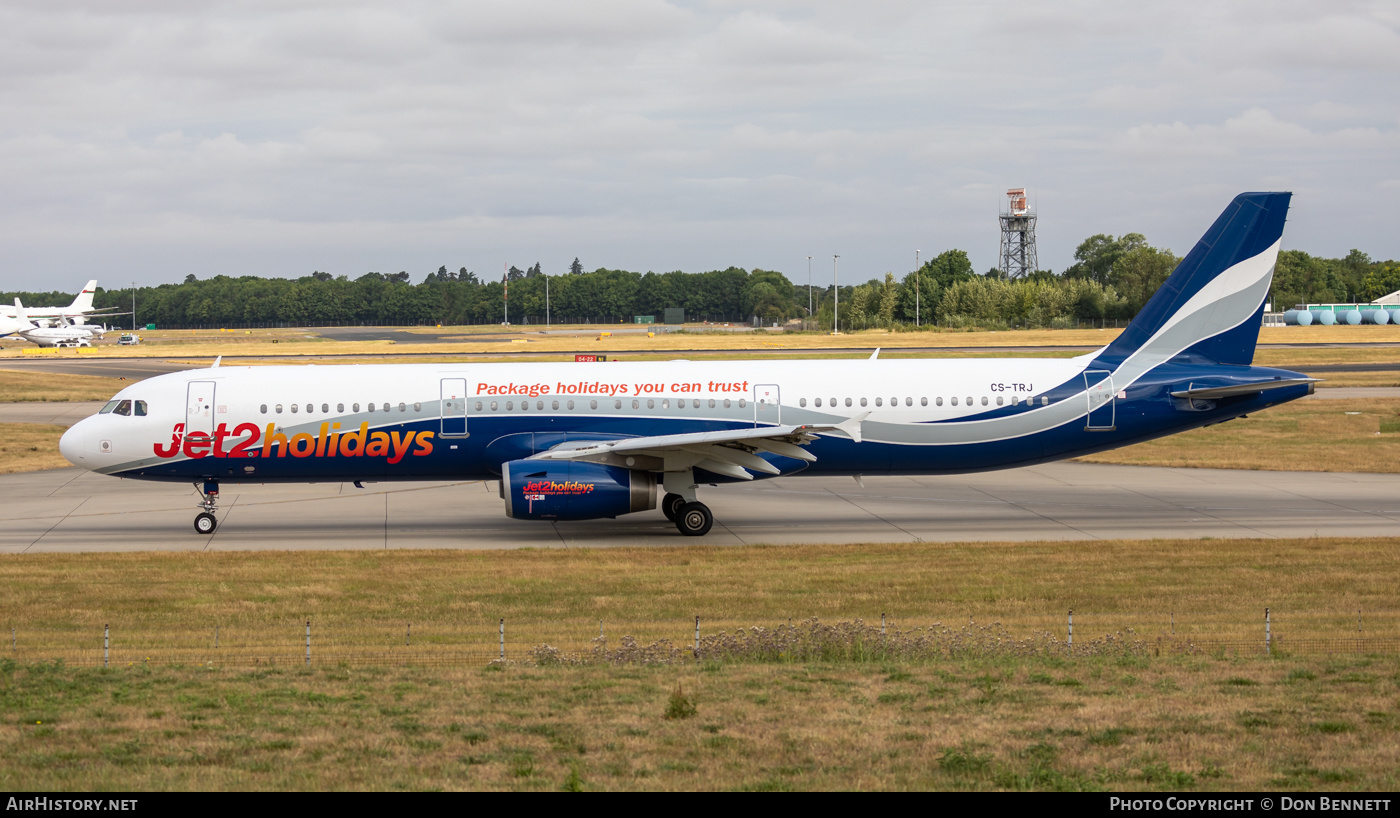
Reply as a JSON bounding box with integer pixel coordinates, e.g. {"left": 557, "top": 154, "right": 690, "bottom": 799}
{"left": 754, "top": 384, "right": 780, "bottom": 426}
{"left": 186, "top": 381, "right": 216, "bottom": 437}
{"left": 440, "top": 378, "right": 468, "bottom": 436}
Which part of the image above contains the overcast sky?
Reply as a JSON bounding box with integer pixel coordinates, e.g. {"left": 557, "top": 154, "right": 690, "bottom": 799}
{"left": 1, "top": 1, "right": 1397, "bottom": 291}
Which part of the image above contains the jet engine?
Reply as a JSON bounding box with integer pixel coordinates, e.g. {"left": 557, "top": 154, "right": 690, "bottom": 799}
{"left": 501, "top": 460, "right": 656, "bottom": 521}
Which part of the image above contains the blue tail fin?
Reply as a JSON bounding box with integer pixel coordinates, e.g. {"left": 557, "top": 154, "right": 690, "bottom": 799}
{"left": 1095, "top": 192, "right": 1290, "bottom": 368}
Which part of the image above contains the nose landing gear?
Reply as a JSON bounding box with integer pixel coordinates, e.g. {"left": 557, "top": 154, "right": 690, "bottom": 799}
{"left": 194, "top": 480, "right": 219, "bottom": 534}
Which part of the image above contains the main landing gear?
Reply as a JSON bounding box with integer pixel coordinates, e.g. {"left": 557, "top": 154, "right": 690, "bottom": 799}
{"left": 194, "top": 480, "right": 219, "bottom": 534}
{"left": 661, "top": 476, "right": 714, "bottom": 537}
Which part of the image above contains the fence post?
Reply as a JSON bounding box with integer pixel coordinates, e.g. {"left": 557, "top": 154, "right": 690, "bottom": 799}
{"left": 406, "top": 623, "right": 411, "bottom": 647}
{"left": 599, "top": 620, "right": 603, "bottom": 640}
{"left": 499, "top": 619, "right": 505, "bottom": 661}
{"left": 214, "top": 625, "right": 218, "bottom": 649}
{"left": 305, "top": 619, "right": 311, "bottom": 667}
{"left": 103, "top": 624, "right": 109, "bottom": 668}
{"left": 10, "top": 627, "right": 14, "bottom": 652}
{"left": 1067, "top": 610, "right": 1073, "bottom": 651}
{"left": 1358, "top": 607, "right": 1362, "bottom": 655}
{"left": 1265, "top": 608, "right": 1271, "bottom": 656}
{"left": 694, "top": 615, "right": 700, "bottom": 654}
{"left": 1170, "top": 611, "right": 1174, "bottom": 636}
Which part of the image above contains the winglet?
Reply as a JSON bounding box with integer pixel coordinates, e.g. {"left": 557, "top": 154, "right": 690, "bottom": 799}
{"left": 211, "top": 356, "right": 222, "bottom": 368}
{"left": 13, "top": 298, "right": 28, "bottom": 325}
{"left": 869, "top": 348, "right": 880, "bottom": 360}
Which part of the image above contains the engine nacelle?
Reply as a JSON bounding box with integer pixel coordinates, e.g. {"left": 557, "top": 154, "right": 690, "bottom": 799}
{"left": 502, "top": 460, "right": 656, "bottom": 521}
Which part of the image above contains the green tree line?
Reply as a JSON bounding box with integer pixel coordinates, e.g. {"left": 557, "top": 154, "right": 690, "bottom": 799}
{"left": 3, "top": 240, "right": 1393, "bottom": 330}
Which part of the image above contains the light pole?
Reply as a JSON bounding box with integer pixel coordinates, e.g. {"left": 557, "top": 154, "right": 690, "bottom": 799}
{"left": 546, "top": 272, "right": 550, "bottom": 329}
{"left": 915, "top": 250, "right": 920, "bottom": 328}
{"left": 832, "top": 255, "right": 840, "bottom": 334}
{"left": 806, "top": 255, "right": 813, "bottom": 329}
{"left": 132, "top": 282, "right": 137, "bottom": 332}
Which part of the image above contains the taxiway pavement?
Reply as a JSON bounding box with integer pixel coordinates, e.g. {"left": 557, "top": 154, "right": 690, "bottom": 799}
{"left": 3, "top": 461, "right": 1396, "bottom": 553}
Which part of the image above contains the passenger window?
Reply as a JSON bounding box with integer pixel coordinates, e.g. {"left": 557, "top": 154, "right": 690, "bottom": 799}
{"left": 353, "top": 403, "right": 360, "bottom": 412}
{"left": 505, "top": 401, "right": 514, "bottom": 410}
{"left": 875, "top": 397, "right": 883, "bottom": 407}
{"left": 813, "top": 398, "right": 820, "bottom": 407}
{"left": 632, "top": 399, "right": 639, "bottom": 409}
{"left": 1041, "top": 396, "right": 1048, "bottom": 406}
{"left": 723, "top": 399, "right": 731, "bottom": 409}
{"left": 996, "top": 396, "right": 1003, "bottom": 406}
{"left": 473, "top": 401, "right": 482, "bottom": 411}
{"left": 966, "top": 396, "right": 973, "bottom": 406}
{"left": 1012, "top": 396, "right": 1019, "bottom": 406}
{"left": 114, "top": 400, "right": 132, "bottom": 416}
{"left": 552, "top": 400, "right": 560, "bottom": 411}
{"left": 921, "top": 397, "right": 927, "bottom": 406}
{"left": 708, "top": 399, "right": 716, "bottom": 408}
{"left": 905, "top": 397, "right": 912, "bottom": 406}
{"left": 398, "top": 402, "right": 406, "bottom": 412}
{"left": 414, "top": 402, "right": 420, "bottom": 412}
{"left": 590, "top": 400, "right": 598, "bottom": 410}
{"left": 739, "top": 399, "right": 746, "bottom": 408}
{"left": 647, "top": 399, "right": 655, "bottom": 409}
{"left": 291, "top": 404, "right": 299, "bottom": 413}
{"left": 306, "top": 404, "right": 314, "bottom": 413}
{"left": 981, "top": 397, "right": 988, "bottom": 406}
{"left": 368, "top": 403, "right": 375, "bottom": 412}
{"left": 859, "top": 398, "right": 867, "bottom": 407}
{"left": 99, "top": 400, "right": 119, "bottom": 414}
{"left": 951, "top": 397, "right": 958, "bottom": 406}
{"left": 338, "top": 403, "right": 345, "bottom": 413}
{"left": 276, "top": 404, "right": 284, "bottom": 414}
{"left": 135, "top": 400, "right": 147, "bottom": 416}
{"left": 800, "top": 398, "right": 807, "bottom": 407}
{"left": 536, "top": 400, "right": 544, "bottom": 410}
{"left": 322, "top": 404, "right": 330, "bottom": 413}
{"left": 490, "top": 401, "right": 498, "bottom": 411}
{"left": 661, "top": 399, "right": 668, "bottom": 409}
{"left": 260, "top": 404, "right": 268, "bottom": 414}
{"left": 692, "top": 399, "right": 700, "bottom": 408}
{"left": 568, "top": 400, "right": 575, "bottom": 410}
{"left": 934, "top": 397, "right": 941, "bottom": 406}
{"left": 844, "top": 398, "right": 852, "bottom": 407}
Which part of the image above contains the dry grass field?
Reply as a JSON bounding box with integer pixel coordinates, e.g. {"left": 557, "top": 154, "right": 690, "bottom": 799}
{"left": 4, "top": 321, "right": 1400, "bottom": 362}
{"left": 1, "top": 541, "right": 1398, "bottom": 791}
{"left": 0, "top": 369, "right": 126, "bottom": 402}
{"left": 0, "top": 424, "right": 70, "bottom": 474}
{"left": 1076, "top": 397, "right": 1400, "bottom": 472}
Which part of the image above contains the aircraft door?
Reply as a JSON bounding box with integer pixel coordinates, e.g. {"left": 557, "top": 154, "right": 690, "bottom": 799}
{"left": 186, "top": 381, "right": 216, "bottom": 437}
{"left": 1083, "top": 370, "right": 1115, "bottom": 431}
{"left": 441, "top": 378, "right": 468, "bottom": 437}
{"left": 754, "top": 384, "right": 780, "bottom": 426}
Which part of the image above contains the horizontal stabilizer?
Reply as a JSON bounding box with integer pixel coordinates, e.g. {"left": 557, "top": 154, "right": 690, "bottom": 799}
{"left": 1170, "top": 378, "right": 1317, "bottom": 400}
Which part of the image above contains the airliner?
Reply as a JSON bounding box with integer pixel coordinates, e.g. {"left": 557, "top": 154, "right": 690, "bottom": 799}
{"left": 61, "top": 193, "right": 1313, "bottom": 536}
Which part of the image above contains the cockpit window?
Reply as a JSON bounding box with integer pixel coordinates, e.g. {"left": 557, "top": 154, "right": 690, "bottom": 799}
{"left": 134, "top": 400, "right": 148, "bottom": 417}
{"left": 113, "top": 400, "right": 132, "bottom": 416}
{"left": 99, "top": 400, "right": 119, "bottom": 414}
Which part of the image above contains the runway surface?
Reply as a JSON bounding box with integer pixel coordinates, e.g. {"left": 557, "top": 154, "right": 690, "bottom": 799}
{"left": 4, "top": 461, "right": 1397, "bottom": 553}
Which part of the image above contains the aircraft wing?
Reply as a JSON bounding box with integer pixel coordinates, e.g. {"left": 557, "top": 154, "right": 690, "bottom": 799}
{"left": 1170, "top": 378, "right": 1318, "bottom": 400}
{"left": 529, "top": 416, "right": 867, "bottom": 480}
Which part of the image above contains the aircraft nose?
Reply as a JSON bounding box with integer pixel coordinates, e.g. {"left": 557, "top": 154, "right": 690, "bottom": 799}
{"left": 59, "top": 420, "right": 89, "bottom": 467}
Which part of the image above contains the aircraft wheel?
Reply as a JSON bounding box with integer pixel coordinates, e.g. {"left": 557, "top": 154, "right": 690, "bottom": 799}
{"left": 194, "top": 512, "right": 217, "bottom": 535}
{"left": 662, "top": 492, "right": 687, "bottom": 522}
{"left": 675, "top": 502, "right": 713, "bottom": 537}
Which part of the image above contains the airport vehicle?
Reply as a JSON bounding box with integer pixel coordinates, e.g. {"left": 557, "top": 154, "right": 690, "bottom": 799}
{"left": 61, "top": 193, "right": 1314, "bottom": 536}
{"left": 118, "top": 334, "right": 141, "bottom": 346}
{"left": 0, "top": 280, "right": 124, "bottom": 327}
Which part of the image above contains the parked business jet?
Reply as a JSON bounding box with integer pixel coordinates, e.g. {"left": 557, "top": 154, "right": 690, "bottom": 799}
{"left": 61, "top": 193, "right": 1312, "bottom": 536}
